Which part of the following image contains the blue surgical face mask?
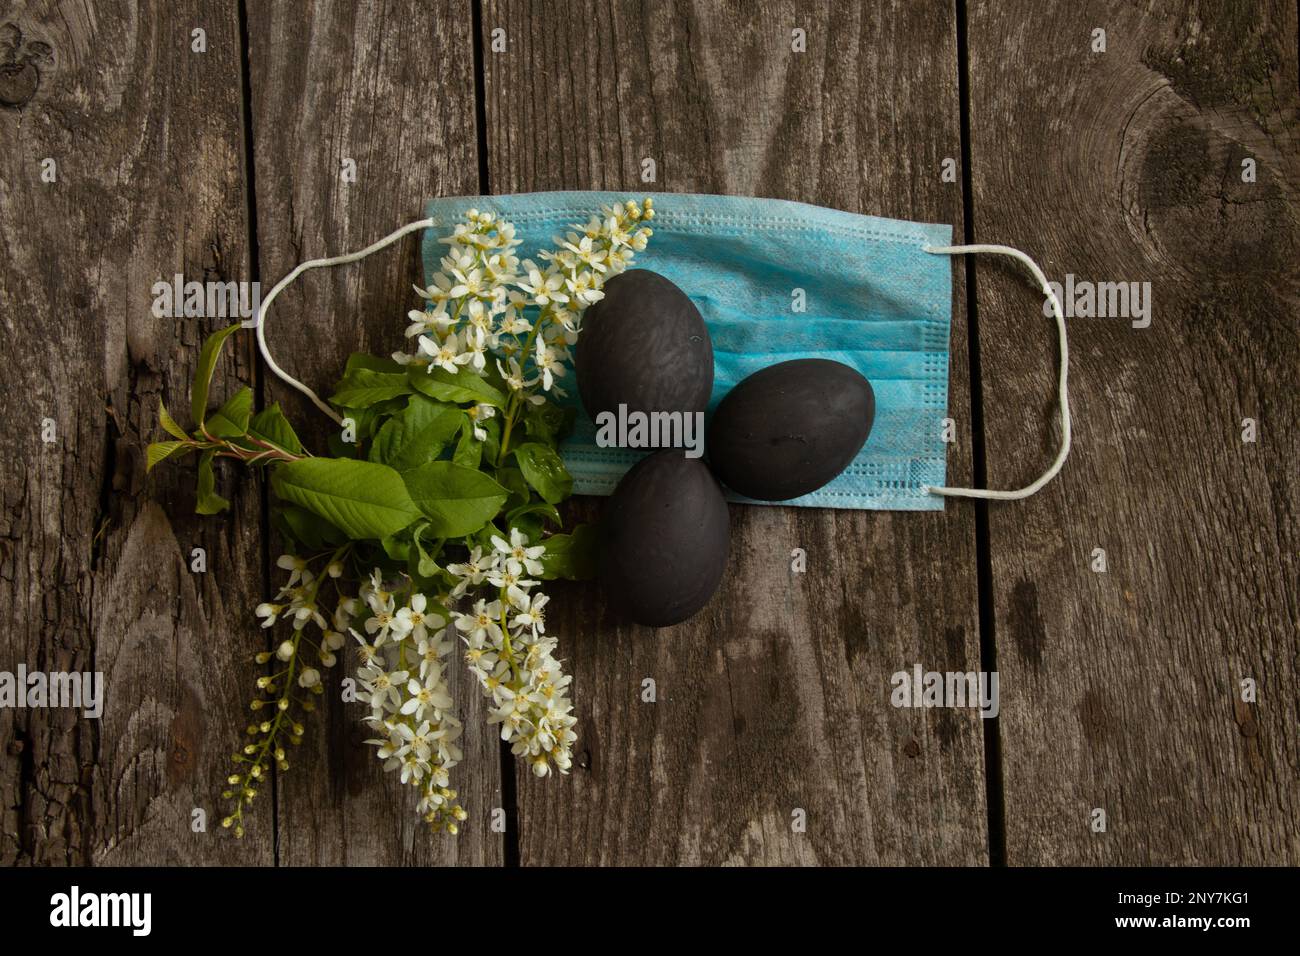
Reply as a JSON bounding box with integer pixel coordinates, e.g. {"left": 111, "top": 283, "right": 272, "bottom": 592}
{"left": 256, "top": 192, "right": 1070, "bottom": 510}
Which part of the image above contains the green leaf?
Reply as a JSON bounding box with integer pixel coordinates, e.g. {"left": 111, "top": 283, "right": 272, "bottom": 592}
{"left": 205, "top": 386, "right": 254, "bottom": 438}
{"left": 481, "top": 415, "right": 501, "bottom": 466}
{"left": 192, "top": 323, "right": 243, "bottom": 426}
{"left": 330, "top": 399, "right": 408, "bottom": 461}
{"left": 196, "top": 450, "right": 231, "bottom": 515}
{"left": 452, "top": 420, "right": 483, "bottom": 469}
{"left": 496, "top": 466, "right": 531, "bottom": 509}
{"left": 158, "top": 401, "right": 189, "bottom": 440}
{"left": 401, "top": 461, "right": 508, "bottom": 538}
{"left": 345, "top": 353, "right": 409, "bottom": 375}
{"left": 273, "top": 504, "right": 346, "bottom": 551}
{"left": 524, "top": 400, "right": 572, "bottom": 443}
{"left": 369, "top": 394, "right": 464, "bottom": 471}
{"left": 271, "top": 458, "right": 420, "bottom": 540}
{"left": 540, "top": 524, "right": 599, "bottom": 581}
{"left": 330, "top": 368, "right": 412, "bottom": 408}
{"left": 411, "top": 525, "right": 444, "bottom": 579}
{"left": 146, "top": 440, "right": 190, "bottom": 472}
{"left": 507, "top": 499, "right": 562, "bottom": 529}
{"left": 249, "top": 403, "right": 303, "bottom": 455}
{"left": 511, "top": 512, "right": 545, "bottom": 544}
{"left": 408, "top": 365, "right": 507, "bottom": 409}
{"left": 513, "top": 441, "right": 573, "bottom": 504}
{"left": 380, "top": 533, "right": 411, "bottom": 561}
{"left": 327, "top": 431, "right": 361, "bottom": 459}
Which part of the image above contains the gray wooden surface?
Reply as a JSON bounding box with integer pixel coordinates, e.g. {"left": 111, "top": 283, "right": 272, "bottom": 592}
{"left": 0, "top": 0, "right": 1295, "bottom": 866}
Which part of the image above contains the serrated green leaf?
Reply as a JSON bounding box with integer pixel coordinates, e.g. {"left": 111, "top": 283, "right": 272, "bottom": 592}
{"left": 408, "top": 365, "right": 507, "bottom": 409}
{"left": 369, "top": 394, "right": 464, "bottom": 471}
{"left": 539, "top": 523, "right": 599, "bottom": 581}
{"left": 205, "top": 386, "right": 254, "bottom": 438}
{"left": 513, "top": 441, "right": 573, "bottom": 504}
{"left": 330, "top": 368, "right": 413, "bottom": 408}
{"left": 249, "top": 403, "right": 303, "bottom": 455}
{"left": 196, "top": 450, "right": 231, "bottom": 515}
{"left": 158, "top": 401, "right": 189, "bottom": 440}
{"left": 146, "top": 440, "right": 190, "bottom": 472}
{"left": 271, "top": 458, "right": 419, "bottom": 541}
{"left": 192, "top": 323, "right": 243, "bottom": 426}
{"left": 401, "top": 460, "right": 508, "bottom": 538}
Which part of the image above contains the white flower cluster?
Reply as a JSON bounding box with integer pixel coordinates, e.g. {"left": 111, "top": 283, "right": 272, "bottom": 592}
{"left": 226, "top": 553, "right": 355, "bottom": 837}
{"left": 399, "top": 199, "right": 655, "bottom": 410}
{"left": 447, "top": 529, "right": 578, "bottom": 778}
{"left": 353, "top": 572, "right": 467, "bottom": 831}
{"left": 254, "top": 554, "right": 353, "bottom": 687}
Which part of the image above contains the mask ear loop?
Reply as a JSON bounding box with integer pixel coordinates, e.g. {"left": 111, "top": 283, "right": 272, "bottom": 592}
{"left": 920, "top": 243, "right": 1070, "bottom": 500}
{"left": 254, "top": 217, "right": 437, "bottom": 426}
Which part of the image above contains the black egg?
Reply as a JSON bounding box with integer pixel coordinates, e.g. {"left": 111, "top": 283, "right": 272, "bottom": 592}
{"left": 576, "top": 270, "right": 713, "bottom": 422}
{"left": 707, "top": 359, "right": 875, "bottom": 501}
{"left": 602, "top": 450, "right": 730, "bottom": 627}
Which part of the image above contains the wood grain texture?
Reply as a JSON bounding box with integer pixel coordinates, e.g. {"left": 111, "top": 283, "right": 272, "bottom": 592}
{"left": 966, "top": 0, "right": 1300, "bottom": 863}
{"left": 0, "top": 0, "right": 270, "bottom": 864}
{"left": 483, "top": 0, "right": 988, "bottom": 865}
{"left": 245, "top": 0, "right": 503, "bottom": 865}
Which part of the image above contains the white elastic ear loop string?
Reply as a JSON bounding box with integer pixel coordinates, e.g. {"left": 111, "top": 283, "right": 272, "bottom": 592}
{"left": 254, "top": 217, "right": 436, "bottom": 425}
{"left": 920, "top": 243, "right": 1070, "bottom": 501}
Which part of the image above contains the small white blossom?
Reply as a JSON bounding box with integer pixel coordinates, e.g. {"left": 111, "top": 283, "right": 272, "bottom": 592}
{"left": 276, "top": 554, "right": 307, "bottom": 586}
{"left": 454, "top": 598, "right": 504, "bottom": 646}
{"left": 492, "top": 527, "right": 546, "bottom": 577}
{"left": 418, "top": 330, "right": 472, "bottom": 375}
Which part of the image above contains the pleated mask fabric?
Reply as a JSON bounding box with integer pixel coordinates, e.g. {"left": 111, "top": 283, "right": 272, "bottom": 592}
{"left": 422, "top": 191, "right": 953, "bottom": 511}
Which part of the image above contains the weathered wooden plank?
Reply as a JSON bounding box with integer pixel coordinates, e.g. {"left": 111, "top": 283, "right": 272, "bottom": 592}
{"left": 967, "top": 0, "right": 1300, "bottom": 863}
{"left": 484, "top": 0, "right": 988, "bottom": 864}
{"left": 245, "top": 0, "right": 502, "bottom": 864}
{"left": 0, "top": 1, "right": 271, "bottom": 864}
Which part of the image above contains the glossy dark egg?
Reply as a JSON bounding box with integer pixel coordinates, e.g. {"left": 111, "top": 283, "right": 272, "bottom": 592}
{"left": 601, "top": 450, "right": 730, "bottom": 627}
{"left": 576, "top": 270, "right": 713, "bottom": 422}
{"left": 706, "top": 359, "right": 874, "bottom": 501}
